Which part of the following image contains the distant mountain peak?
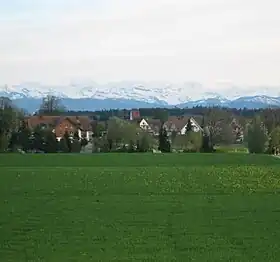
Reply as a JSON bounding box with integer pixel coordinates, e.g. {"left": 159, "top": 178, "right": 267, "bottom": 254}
{"left": 0, "top": 82, "right": 280, "bottom": 112}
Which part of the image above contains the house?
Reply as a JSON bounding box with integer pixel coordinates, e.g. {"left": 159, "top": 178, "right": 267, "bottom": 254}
{"left": 129, "top": 110, "right": 141, "bottom": 121}
{"left": 134, "top": 118, "right": 162, "bottom": 135}
{"left": 135, "top": 115, "right": 203, "bottom": 136}
{"left": 26, "top": 115, "right": 93, "bottom": 141}
{"left": 163, "top": 116, "right": 203, "bottom": 135}
{"left": 146, "top": 119, "right": 162, "bottom": 135}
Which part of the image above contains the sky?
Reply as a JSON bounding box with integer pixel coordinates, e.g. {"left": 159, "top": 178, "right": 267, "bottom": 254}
{"left": 1, "top": 0, "right": 280, "bottom": 92}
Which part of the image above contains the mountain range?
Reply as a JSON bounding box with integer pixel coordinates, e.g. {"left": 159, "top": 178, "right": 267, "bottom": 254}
{"left": 1, "top": 82, "right": 280, "bottom": 112}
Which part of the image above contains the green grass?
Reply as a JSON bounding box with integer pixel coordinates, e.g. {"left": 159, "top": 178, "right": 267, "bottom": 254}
{"left": 1, "top": 153, "right": 280, "bottom": 261}
{"left": 215, "top": 144, "right": 249, "bottom": 154}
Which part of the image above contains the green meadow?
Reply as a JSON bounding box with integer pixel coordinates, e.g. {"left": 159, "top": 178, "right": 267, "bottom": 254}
{"left": 1, "top": 153, "right": 280, "bottom": 261}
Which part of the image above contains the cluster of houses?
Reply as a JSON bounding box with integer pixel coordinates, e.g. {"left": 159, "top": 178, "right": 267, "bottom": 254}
{"left": 25, "top": 115, "right": 93, "bottom": 141}
{"left": 24, "top": 110, "right": 243, "bottom": 143}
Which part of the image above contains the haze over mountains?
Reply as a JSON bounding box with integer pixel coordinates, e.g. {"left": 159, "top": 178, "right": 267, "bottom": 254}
{"left": 1, "top": 81, "right": 280, "bottom": 112}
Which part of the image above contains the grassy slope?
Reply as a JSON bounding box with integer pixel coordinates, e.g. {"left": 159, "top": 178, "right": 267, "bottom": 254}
{"left": 0, "top": 154, "right": 280, "bottom": 261}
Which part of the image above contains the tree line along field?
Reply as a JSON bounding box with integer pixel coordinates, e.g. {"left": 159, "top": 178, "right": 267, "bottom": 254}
{"left": 1, "top": 153, "right": 280, "bottom": 261}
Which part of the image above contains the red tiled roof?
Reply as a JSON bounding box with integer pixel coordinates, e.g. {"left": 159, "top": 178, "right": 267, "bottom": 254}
{"left": 26, "top": 116, "right": 92, "bottom": 131}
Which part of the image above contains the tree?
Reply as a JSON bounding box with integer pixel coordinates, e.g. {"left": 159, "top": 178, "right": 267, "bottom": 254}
{"left": 138, "top": 132, "right": 151, "bottom": 152}
{"left": 44, "top": 130, "right": 58, "bottom": 153}
{"left": 268, "top": 126, "right": 280, "bottom": 154}
{"left": 170, "top": 130, "right": 177, "bottom": 143}
{"left": 128, "top": 140, "right": 136, "bottom": 153}
{"left": 18, "top": 121, "right": 31, "bottom": 152}
{"left": 205, "top": 108, "right": 232, "bottom": 146}
{"left": 8, "top": 131, "right": 19, "bottom": 151}
{"left": 92, "top": 122, "right": 105, "bottom": 153}
{"left": 0, "top": 97, "right": 19, "bottom": 151}
{"left": 106, "top": 118, "right": 124, "bottom": 150}
{"left": 173, "top": 135, "right": 188, "bottom": 151}
{"left": 38, "top": 95, "right": 66, "bottom": 115}
{"left": 246, "top": 117, "right": 268, "bottom": 154}
{"left": 201, "top": 126, "right": 214, "bottom": 153}
{"left": 187, "top": 131, "right": 203, "bottom": 152}
{"left": 63, "top": 131, "right": 72, "bottom": 152}
{"left": 185, "top": 118, "right": 193, "bottom": 133}
{"left": 0, "top": 134, "right": 9, "bottom": 152}
{"left": 81, "top": 137, "right": 88, "bottom": 148}
{"left": 58, "top": 138, "right": 69, "bottom": 153}
{"left": 71, "top": 138, "right": 82, "bottom": 153}
{"left": 158, "top": 125, "right": 171, "bottom": 152}
{"left": 92, "top": 122, "right": 105, "bottom": 138}
{"left": 216, "top": 123, "right": 235, "bottom": 145}
{"left": 100, "top": 137, "right": 111, "bottom": 152}
{"left": 31, "top": 126, "right": 45, "bottom": 151}
{"left": 73, "top": 131, "right": 80, "bottom": 140}
{"left": 154, "top": 109, "right": 169, "bottom": 123}
{"left": 107, "top": 117, "right": 138, "bottom": 151}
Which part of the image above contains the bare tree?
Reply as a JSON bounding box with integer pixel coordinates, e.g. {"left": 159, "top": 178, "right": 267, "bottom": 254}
{"left": 39, "top": 95, "right": 66, "bottom": 115}
{"left": 205, "top": 108, "right": 233, "bottom": 146}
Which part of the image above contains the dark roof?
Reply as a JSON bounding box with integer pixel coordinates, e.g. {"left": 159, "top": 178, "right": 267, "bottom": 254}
{"left": 146, "top": 119, "right": 162, "bottom": 131}
{"left": 164, "top": 115, "right": 203, "bottom": 131}
{"left": 164, "top": 116, "right": 189, "bottom": 130}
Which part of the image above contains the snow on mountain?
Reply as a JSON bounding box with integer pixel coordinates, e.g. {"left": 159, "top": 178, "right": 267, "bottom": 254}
{"left": 233, "top": 95, "right": 280, "bottom": 106}
{"left": 199, "top": 92, "right": 230, "bottom": 104}
{"left": 0, "top": 83, "right": 68, "bottom": 99}
{"left": 1, "top": 82, "right": 280, "bottom": 109}
{"left": 68, "top": 81, "right": 197, "bottom": 104}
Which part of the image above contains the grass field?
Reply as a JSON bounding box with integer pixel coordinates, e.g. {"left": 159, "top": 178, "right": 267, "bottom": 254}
{"left": 1, "top": 153, "right": 280, "bottom": 261}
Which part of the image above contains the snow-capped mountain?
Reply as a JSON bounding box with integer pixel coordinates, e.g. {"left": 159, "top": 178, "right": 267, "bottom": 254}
{"left": 67, "top": 81, "right": 199, "bottom": 104}
{"left": 1, "top": 82, "right": 280, "bottom": 112}
{"left": 1, "top": 81, "right": 203, "bottom": 104}
{"left": 0, "top": 83, "right": 68, "bottom": 99}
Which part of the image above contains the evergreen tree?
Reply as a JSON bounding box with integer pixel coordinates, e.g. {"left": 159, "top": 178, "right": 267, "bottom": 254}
{"left": 107, "top": 138, "right": 113, "bottom": 152}
{"left": 158, "top": 125, "right": 171, "bottom": 152}
{"left": 44, "top": 130, "right": 58, "bottom": 153}
{"left": 63, "top": 131, "right": 72, "bottom": 153}
{"left": 8, "top": 131, "right": 19, "bottom": 151}
{"left": 71, "top": 138, "right": 82, "bottom": 153}
{"left": 73, "top": 130, "right": 80, "bottom": 140}
{"left": 186, "top": 118, "right": 193, "bottom": 133}
{"left": 246, "top": 116, "right": 268, "bottom": 154}
{"left": 58, "top": 138, "right": 69, "bottom": 153}
{"left": 31, "top": 127, "right": 44, "bottom": 151}
{"left": 201, "top": 116, "right": 205, "bottom": 128}
{"left": 18, "top": 121, "right": 31, "bottom": 152}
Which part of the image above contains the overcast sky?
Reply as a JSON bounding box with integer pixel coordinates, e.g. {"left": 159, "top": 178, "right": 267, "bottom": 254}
{"left": 1, "top": 0, "right": 280, "bottom": 91}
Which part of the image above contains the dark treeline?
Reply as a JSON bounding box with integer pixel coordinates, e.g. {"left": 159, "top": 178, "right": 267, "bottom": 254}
{"left": 62, "top": 106, "right": 280, "bottom": 119}
{"left": 57, "top": 106, "right": 280, "bottom": 134}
